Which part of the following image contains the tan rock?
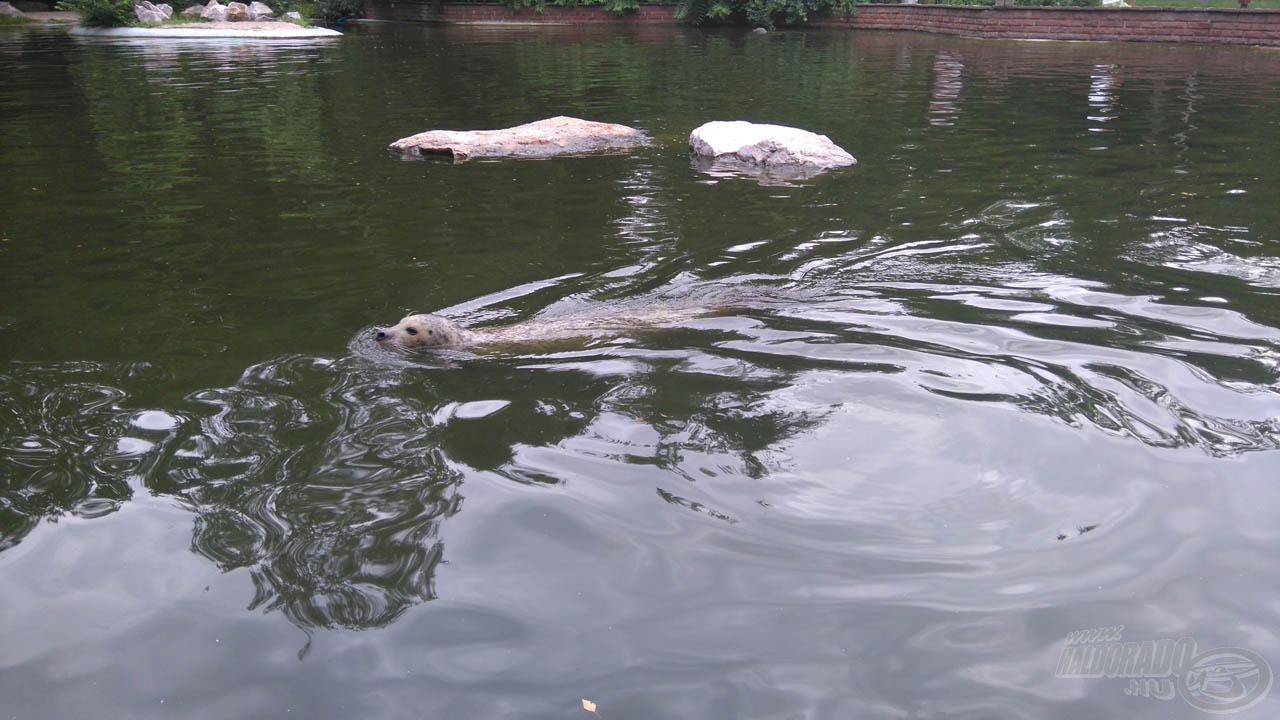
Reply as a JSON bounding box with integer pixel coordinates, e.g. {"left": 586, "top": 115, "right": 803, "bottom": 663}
{"left": 225, "top": 0, "right": 247, "bottom": 20}
{"left": 389, "top": 116, "right": 650, "bottom": 163}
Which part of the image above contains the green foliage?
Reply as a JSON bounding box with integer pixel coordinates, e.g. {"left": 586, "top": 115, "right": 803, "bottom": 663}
{"left": 288, "top": 0, "right": 319, "bottom": 18}
{"left": 601, "top": 0, "right": 641, "bottom": 11}
{"left": 1014, "top": 0, "right": 1100, "bottom": 5}
{"left": 501, "top": 0, "right": 643, "bottom": 13}
{"left": 676, "top": 0, "right": 851, "bottom": 26}
{"left": 315, "top": 0, "right": 362, "bottom": 19}
{"left": 257, "top": 0, "right": 292, "bottom": 13}
{"left": 0, "top": 13, "right": 35, "bottom": 23}
{"left": 58, "top": 0, "right": 134, "bottom": 26}
{"left": 270, "top": 0, "right": 319, "bottom": 16}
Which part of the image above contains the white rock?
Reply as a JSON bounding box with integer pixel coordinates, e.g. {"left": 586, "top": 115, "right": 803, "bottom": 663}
{"left": 156, "top": 2, "right": 172, "bottom": 17}
{"left": 690, "top": 121, "right": 856, "bottom": 170}
{"left": 689, "top": 120, "right": 856, "bottom": 185}
{"left": 134, "top": 0, "right": 166, "bottom": 22}
{"left": 200, "top": 0, "right": 226, "bottom": 20}
{"left": 0, "top": 2, "right": 27, "bottom": 16}
{"left": 283, "top": 9, "right": 300, "bottom": 20}
{"left": 246, "top": 0, "right": 272, "bottom": 19}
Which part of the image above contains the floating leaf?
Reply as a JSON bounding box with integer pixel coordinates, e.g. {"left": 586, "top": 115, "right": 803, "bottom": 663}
{"left": 581, "top": 698, "right": 599, "bottom": 715}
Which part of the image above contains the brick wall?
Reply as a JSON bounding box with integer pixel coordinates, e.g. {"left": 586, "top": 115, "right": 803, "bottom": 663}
{"left": 362, "top": 1, "right": 1280, "bottom": 47}
{"left": 816, "top": 5, "right": 1280, "bottom": 46}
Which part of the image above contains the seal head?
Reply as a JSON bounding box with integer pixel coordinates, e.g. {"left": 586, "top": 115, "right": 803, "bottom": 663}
{"left": 375, "top": 313, "right": 469, "bottom": 350}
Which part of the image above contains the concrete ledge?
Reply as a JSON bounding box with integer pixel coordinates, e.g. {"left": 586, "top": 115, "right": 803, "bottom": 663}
{"left": 68, "top": 24, "right": 341, "bottom": 38}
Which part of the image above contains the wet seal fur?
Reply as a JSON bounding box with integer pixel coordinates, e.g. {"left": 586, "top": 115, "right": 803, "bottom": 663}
{"left": 374, "top": 307, "right": 720, "bottom": 352}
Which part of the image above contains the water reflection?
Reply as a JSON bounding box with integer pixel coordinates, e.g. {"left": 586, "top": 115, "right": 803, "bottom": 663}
{"left": 167, "top": 356, "right": 460, "bottom": 629}
{"left": 4, "top": 263, "right": 1278, "bottom": 626}
{"left": 4, "top": 25, "right": 1280, "bottom": 718}
{"left": 1086, "top": 63, "right": 1117, "bottom": 133}
{"left": 0, "top": 363, "right": 144, "bottom": 550}
{"left": 929, "top": 52, "right": 964, "bottom": 128}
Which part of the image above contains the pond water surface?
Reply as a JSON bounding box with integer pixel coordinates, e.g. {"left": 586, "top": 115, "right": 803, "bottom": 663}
{"left": 2, "top": 21, "right": 1280, "bottom": 720}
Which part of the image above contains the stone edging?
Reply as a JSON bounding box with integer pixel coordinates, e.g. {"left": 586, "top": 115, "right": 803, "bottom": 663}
{"left": 68, "top": 24, "right": 341, "bottom": 37}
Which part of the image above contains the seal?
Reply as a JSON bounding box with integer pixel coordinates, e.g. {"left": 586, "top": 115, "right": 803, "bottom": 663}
{"left": 374, "top": 306, "right": 722, "bottom": 352}
{"left": 375, "top": 314, "right": 474, "bottom": 349}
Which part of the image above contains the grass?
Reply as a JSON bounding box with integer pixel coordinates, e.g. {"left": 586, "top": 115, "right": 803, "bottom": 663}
{"left": 0, "top": 13, "right": 34, "bottom": 23}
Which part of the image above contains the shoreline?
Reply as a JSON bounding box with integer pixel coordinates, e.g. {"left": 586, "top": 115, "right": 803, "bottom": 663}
{"left": 67, "top": 20, "right": 341, "bottom": 37}
{"left": 361, "top": 2, "right": 1280, "bottom": 48}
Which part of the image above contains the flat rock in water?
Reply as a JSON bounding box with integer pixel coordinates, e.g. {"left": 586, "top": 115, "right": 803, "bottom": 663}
{"left": 389, "top": 116, "right": 650, "bottom": 163}
{"left": 689, "top": 120, "right": 855, "bottom": 180}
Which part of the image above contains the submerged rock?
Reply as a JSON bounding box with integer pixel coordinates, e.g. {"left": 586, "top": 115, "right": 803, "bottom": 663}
{"left": 200, "top": 0, "right": 225, "bottom": 20}
{"left": 389, "top": 116, "right": 650, "bottom": 163}
{"left": 689, "top": 120, "right": 855, "bottom": 180}
{"left": 247, "top": 0, "right": 272, "bottom": 19}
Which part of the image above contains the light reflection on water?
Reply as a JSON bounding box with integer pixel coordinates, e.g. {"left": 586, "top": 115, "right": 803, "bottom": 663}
{"left": 2, "top": 21, "right": 1280, "bottom": 720}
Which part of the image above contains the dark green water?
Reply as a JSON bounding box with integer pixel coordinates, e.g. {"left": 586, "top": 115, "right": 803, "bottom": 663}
{"left": 3, "top": 20, "right": 1280, "bottom": 719}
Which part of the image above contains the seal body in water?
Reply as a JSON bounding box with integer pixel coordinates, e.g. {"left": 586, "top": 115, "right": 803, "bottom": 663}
{"left": 375, "top": 307, "right": 720, "bottom": 351}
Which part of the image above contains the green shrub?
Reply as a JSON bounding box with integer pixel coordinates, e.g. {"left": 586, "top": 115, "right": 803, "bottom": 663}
{"left": 501, "top": 0, "right": 643, "bottom": 12}
{"left": 315, "top": 0, "right": 362, "bottom": 19}
{"left": 1015, "top": 0, "right": 1100, "bottom": 5}
{"left": 58, "top": 0, "right": 135, "bottom": 26}
{"left": 676, "top": 0, "right": 852, "bottom": 26}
